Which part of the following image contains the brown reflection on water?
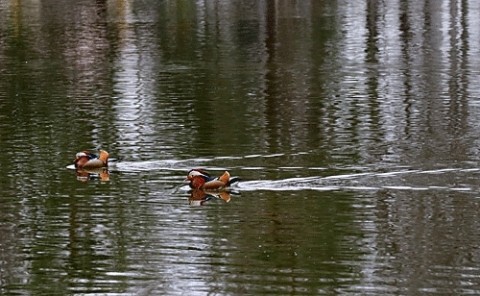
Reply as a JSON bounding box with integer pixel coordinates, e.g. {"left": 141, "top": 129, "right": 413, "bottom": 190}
{"left": 75, "top": 168, "right": 110, "bottom": 182}
{"left": 188, "top": 189, "right": 232, "bottom": 206}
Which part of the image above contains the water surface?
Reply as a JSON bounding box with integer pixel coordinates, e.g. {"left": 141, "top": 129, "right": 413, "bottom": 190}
{"left": 2, "top": 0, "right": 480, "bottom": 295}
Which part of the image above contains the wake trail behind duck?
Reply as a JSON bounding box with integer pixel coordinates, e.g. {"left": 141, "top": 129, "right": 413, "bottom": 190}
{"left": 234, "top": 168, "right": 480, "bottom": 193}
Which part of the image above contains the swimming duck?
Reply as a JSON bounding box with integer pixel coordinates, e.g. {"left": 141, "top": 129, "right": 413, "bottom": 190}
{"left": 187, "top": 169, "right": 240, "bottom": 190}
{"left": 74, "top": 149, "right": 109, "bottom": 169}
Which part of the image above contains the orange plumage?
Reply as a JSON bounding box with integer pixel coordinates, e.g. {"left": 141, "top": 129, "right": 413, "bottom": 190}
{"left": 186, "top": 169, "right": 239, "bottom": 190}
{"left": 74, "top": 149, "right": 109, "bottom": 169}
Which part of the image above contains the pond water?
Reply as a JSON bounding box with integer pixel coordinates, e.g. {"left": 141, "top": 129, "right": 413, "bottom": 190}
{"left": 2, "top": 0, "right": 480, "bottom": 295}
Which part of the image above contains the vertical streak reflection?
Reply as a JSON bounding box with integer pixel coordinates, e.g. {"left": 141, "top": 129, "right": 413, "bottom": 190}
{"left": 112, "top": 1, "right": 155, "bottom": 158}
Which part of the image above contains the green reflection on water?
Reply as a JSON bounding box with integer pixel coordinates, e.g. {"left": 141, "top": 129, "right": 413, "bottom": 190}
{"left": 2, "top": 0, "right": 480, "bottom": 295}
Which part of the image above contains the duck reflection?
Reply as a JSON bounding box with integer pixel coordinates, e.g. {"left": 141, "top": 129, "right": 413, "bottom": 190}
{"left": 75, "top": 167, "right": 110, "bottom": 182}
{"left": 189, "top": 189, "right": 237, "bottom": 206}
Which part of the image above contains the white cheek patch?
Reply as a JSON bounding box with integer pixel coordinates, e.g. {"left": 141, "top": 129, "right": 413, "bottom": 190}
{"left": 189, "top": 170, "right": 207, "bottom": 178}
{"left": 76, "top": 152, "right": 88, "bottom": 158}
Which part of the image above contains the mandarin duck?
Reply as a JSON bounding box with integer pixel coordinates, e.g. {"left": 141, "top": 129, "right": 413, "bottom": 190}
{"left": 187, "top": 169, "right": 240, "bottom": 190}
{"left": 74, "top": 149, "right": 109, "bottom": 169}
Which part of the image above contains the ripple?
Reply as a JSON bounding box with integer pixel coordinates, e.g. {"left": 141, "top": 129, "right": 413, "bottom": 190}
{"left": 234, "top": 167, "right": 480, "bottom": 193}
{"left": 69, "top": 159, "right": 480, "bottom": 194}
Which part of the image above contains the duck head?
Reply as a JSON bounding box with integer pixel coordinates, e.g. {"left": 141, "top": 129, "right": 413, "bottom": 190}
{"left": 187, "top": 169, "right": 210, "bottom": 179}
{"left": 74, "top": 151, "right": 92, "bottom": 169}
{"left": 187, "top": 169, "right": 211, "bottom": 189}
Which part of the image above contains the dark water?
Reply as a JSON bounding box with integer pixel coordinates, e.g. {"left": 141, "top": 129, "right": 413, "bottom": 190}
{"left": 2, "top": 0, "right": 480, "bottom": 295}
